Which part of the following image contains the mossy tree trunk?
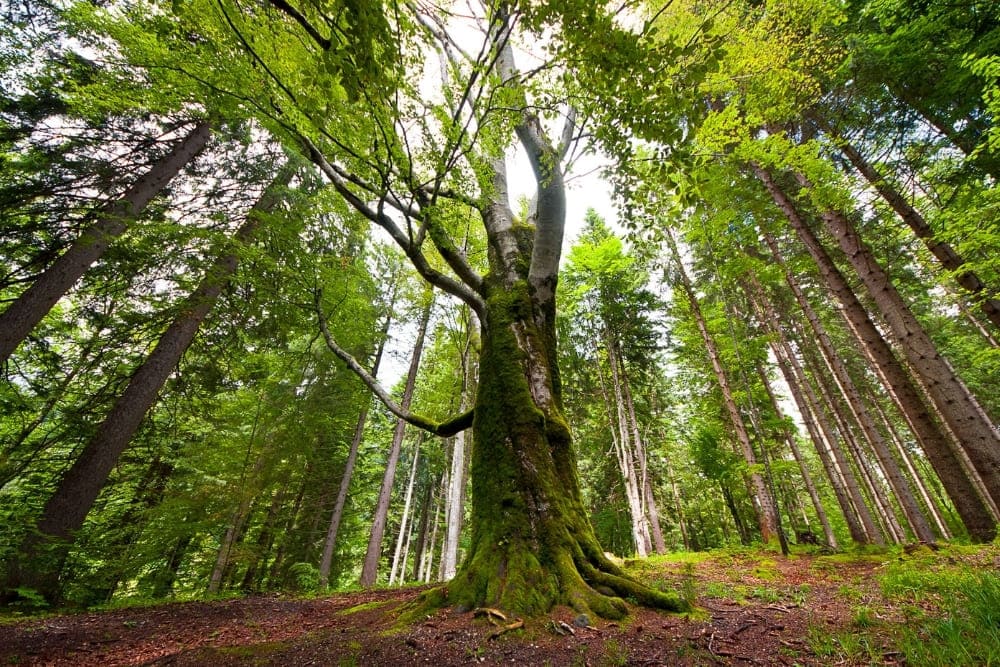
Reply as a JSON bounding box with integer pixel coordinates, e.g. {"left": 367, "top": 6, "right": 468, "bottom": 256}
{"left": 443, "top": 277, "right": 680, "bottom": 618}
{"left": 300, "top": 11, "right": 687, "bottom": 619}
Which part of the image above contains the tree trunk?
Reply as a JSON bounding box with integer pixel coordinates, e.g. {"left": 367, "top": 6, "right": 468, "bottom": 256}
{"left": 410, "top": 471, "right": 435, "bottom": 582}
{"left": 754, "top": 171, "right": 998, "bottom": 542}
{"left": 0, "top": 121, "right": 212, "bottom": 364}
{"left": 359, "top": 296, "right": 432, "bottom": 587}
{"left": 778, "top": 264, "right": 935, "bottom": 542}
{"left": 6, "top": 168, "right": 283, "bottom": 600}
{"left": 755, "top": 350, "right": 838, "bottom": 550}
{"left": 151, "top": 533, "right": 192, "bottom": 599}
{"left": 604, "top": 332, "right": 650, "bottom": 556}
{"left": 663, "top": 227, "right": 781, "bottom": 545}
{"left": 620, "top": 358, "right": 666, "bottom": 554}
{"left": 444, "top": 276, "right": 683, "bottom": 618}
{"left": 441, "top": 313, "right": 478, "bottom": 580}
{"left": 872, "top": 397, "right": 952, "bottom": 539}
{"left": 317, "top": 308, "right": 394, "bottom": 588}
{"left": 806, "top": 185, "right": 1000, "bottom": 509}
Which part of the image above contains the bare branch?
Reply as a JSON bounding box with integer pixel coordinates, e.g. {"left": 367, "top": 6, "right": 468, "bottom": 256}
{"left": 302, "top": 137, "right": 487, "bottom": 317}
{"left": 315, "top": 294, "right": 473, "bottom": 437}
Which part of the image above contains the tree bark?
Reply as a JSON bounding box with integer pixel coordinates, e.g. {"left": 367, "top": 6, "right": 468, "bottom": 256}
{"left": 664, "top": 227, "right": 781, "bottom": 545}
{"left": 811, "top": 116, "right": 1000, "bottom": 329}
{"left": 754, "top": 170, "right": 998, "bottom": 541}
{"left": 0, "top": 121, "right": 212, "bottom": 364}
{"left": 6, "top": 167, "right": 282, "bottom": 600}
{"left": 359, "top": 295, "right": 432, "bottom": 587}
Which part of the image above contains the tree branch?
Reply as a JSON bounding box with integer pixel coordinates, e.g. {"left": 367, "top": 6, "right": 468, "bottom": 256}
{"left": 315, "top": 294, "right": 473, "bottom": 437}
{"left": 495, "top": 38, "right": 566, "bottom": 302}
{"left": 302, "top": 137, "right": 487, "bottom": 317}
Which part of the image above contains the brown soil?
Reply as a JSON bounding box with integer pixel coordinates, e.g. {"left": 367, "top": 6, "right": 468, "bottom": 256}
{"left": 0, "top": 552, "right": 906, "bottom": 666}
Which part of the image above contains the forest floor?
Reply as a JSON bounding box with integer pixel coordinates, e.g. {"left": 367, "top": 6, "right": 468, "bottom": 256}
{"left": 2, "top": 542, "right": 998, "bottom": 666}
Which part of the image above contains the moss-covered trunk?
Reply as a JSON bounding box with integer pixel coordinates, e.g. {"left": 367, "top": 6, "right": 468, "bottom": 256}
{"left": 443, "top": 279, "right": 684, "bottom": 619}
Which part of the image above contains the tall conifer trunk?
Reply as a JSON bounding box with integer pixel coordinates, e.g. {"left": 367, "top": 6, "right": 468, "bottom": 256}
{"left": 5, "top": 167, "right": 283, "bottom": 600}
{"left": 801, "top": 182, "right": 1000, "bottom": 509}
{"left": 0, "top": 121, "right": 212, "bottom": 364}
{"left": 754, "top": 171, "right": 997, "bottom": 541}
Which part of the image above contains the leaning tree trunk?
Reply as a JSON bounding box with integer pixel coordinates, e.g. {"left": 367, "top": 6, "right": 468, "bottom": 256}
{"left": 754, "top": 171, "right": 998, "bottom": 542}
{"left": 6, "top": 169, "right": 282, "bottom": 600}
{"left": 0, "top": 121, "right": 212, "bottom": 364}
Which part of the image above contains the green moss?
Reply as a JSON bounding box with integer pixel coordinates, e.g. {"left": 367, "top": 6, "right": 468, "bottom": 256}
{"left": 338, "top": 600, "right": 389, "bottom": 616}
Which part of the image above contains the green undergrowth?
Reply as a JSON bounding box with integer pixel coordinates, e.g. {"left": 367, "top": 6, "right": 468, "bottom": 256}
{"left": 338, "top": 599, "right": 390, "bottom": 616}
{"left": 805, "top": 541, "right": 1000, "bottom": 666}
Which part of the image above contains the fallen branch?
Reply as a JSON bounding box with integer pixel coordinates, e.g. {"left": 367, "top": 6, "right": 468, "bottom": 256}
{"left": 488, "top": 619, "right": 524, "bottom": 640}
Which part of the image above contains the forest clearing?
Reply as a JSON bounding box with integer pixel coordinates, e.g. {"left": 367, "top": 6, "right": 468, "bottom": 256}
{"left": 3, "top": 543, "right": 998, "bottom": 665}
{"left": 2, "top": 0, "right": 1000, "bottom": 665}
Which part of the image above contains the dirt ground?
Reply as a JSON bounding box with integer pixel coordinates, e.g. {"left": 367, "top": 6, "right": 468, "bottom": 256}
{"left": 0, "top": 552, "right": 907, "bottom": 666}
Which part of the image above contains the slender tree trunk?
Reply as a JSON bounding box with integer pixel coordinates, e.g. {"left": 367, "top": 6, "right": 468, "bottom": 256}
{"left": 151, "top": 533, "right": 193, "bottom": 598}
{"left": 389, "top": 436, "right": 422, "bottom": 585}
{"left": 805, "top": 351, "right": 903, "bottom": 544}
{"left": 240, "top": 487, "right": 285, "bottom": 592}
{"left": 663, "top": 457, "right": 690, "bottom": 550}
{"left": 604, "top": 333, "right": 650, "bottom": 556}
{"left": 872, "top": 397, "right": 952, "bottom": 539}
{"left": 317, "top": 309, "right": 394, "bottom": 587}
{"left": 0, "top": 121, "right": 212, "bottom": 364}
{"left": 619, "top": 360, "right": 666, "bottom": 554}
{"left": 797, "top": 339, "right": 885, "bottom": 544}
{"left": 754, "top": 171, "right": 998, "bottom": 541}
{"left": 6, "top": 170, "right": 284, "bottom": 600}
{"left": 664, "top": 227, "right": 781, "bottom": 544}
{"left": 410, "top": 472, "right": 434, "bottom": 582}
{"left": 441, "top": 313, "right": 478, "bottom": 580}
{"left": 754, "top": 349, "right": 838, "bottom": 549}
{"left": 359, "top": 296, "right": 433, "bottom": 587}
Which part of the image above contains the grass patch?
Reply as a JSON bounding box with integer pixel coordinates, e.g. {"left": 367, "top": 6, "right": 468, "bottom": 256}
{"left": 338, "top": 599, "right": 390, "bottom": 616}
{"left": 886, "top": 570, "right": 1000, "bottom": 666}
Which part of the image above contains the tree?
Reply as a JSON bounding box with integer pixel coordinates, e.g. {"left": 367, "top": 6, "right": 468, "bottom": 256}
{"left": 145, "top": 1, "right": 686, "bottom": 616}
{"left": 4, "top": 164, "right": 292, "bottom": 600}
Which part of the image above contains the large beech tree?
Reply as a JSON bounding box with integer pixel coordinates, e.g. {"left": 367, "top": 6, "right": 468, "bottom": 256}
{"left": 93, "top": 0, "right": 686, "bottom": 616}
